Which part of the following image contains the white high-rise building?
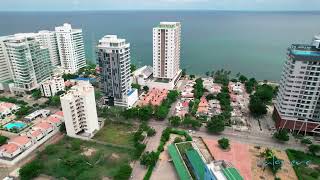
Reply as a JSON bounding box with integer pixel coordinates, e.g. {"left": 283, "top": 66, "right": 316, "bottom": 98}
{"left": 97, "top": 35, "right": 138, "bottom": 108}
{"left": 152, "top": 22, "right": 182, "bottom": 83}
{"left": 36, "top": 30, "right": 60, "bottom": 66}
{"left": 0, "top": 36, "right": 12, "bottom": 89}
{"left": 274, "top": 35, "right": 320, "bottom": 135}
{"left": 60, "top": 81, "right": 100, "bottom": 138}
{"left": 40, "top": 75, "right": 65, "bottom": 97}
{"left": 55, "top": 23, "right": 86, "bottom": 74}
{"left": 2, "top": 33, "right": 52, "bottom": 93}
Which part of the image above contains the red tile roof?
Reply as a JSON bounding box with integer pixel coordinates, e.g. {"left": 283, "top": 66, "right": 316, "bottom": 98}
{"left": 10, "top": 136, "right": 31, "bottom": 146}
{"left": 34, "top": 122, "right": 53, "bottom": 130}
{"left": 54, "top": 111, "right": 64, "bottom": 117}
{"left": 47, "top": 116, "right": 61, "bottom": 124}
{"left": 31, "top": 129, "right": 43, "bottom": 137}
{"left": 0, "top": 143, "right": 19, "bottom": 153}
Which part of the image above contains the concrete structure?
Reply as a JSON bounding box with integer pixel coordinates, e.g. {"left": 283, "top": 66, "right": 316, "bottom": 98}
{"left": 1, "top": 33, "right": 52, "bottom": 93}
{"left": 152, "top": 22, "right": 182, "bottom": 87}
{"left": 132, "top": 65, "right": 153, "bottom": 86}
{"left": 97, "top": 35, "right": 138, "bottom": 108}
{"left": 24, "top": 109, "right": 50, "bottom": 122}
{"left": 274, "top": 40, "right": 320, "bottom": 135}
{"left": 40, "top": 75, "right": 65, "bottom": 97}
{"left": 0, "top": 103, "right": 19, "bottom": 119}
{"left": 36, "top": 30, "right": 60, "bottom": 66}
{"left": 0, "top": 36, "right": 13, "bottom": 91}
{"left": 55, "top": 23, "right": 86, "bottom": 74}
{"left": 60, "top": 81, "right": 100, "bottom": 138}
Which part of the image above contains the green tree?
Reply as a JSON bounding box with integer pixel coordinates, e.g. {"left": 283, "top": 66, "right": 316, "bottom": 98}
{"left": 31, "top": 89, "right": 42, "bottom": 99}
{"left": 213, "top": 69, "right": 230, "bottom": 85}
{"left": 154, "top": 105, "right": 169, "bottom": 120}
{"left": 167, "top": 90, "right": 179, "bottom": 103}
{"left": 138, "top": 106, "right": 153, "bottom": 121}
{"left": 218, "top": 138, "right": 230, "bottom": 149}
{"left": 181, "top": 69, "right": 187, "bottom": 77}
{"left": 301, "top": 138, "right": 312, "bottom": 145}
{"left": 189, "top": 74, "right": 195, "bottom": 79}
{"left": 94, "top": 90, "right": 102, "bottom": 100}
{"left": 206, "top": 94, "right": 216, "bottom": 100}
{"left": 143, "top": 86, "right": 149, "bottom": 92}
{"left": 169, "top": 116, "right": 181, "bottom": 127}
{"left": 193, "top": 78, "right": 204, "bottom": 99}
{"left": 238, "top": 75, "right": 248, "bottom": 83}
{"left": 308, "top": 144, "right": 320, "bottom": 155}
{"left": 245, "top": 78, "right": 257, "bottom": 94}
{"left": 59, "top": 122, "right": 66, "bottom": 133}
{"left": 255, "top": 84, "right": 274, "bottom": 103}
{"left": 140, "top": 151, "right": 158, "bottom": 166}
{"left": 62, "top": 73, "right": 78, "bottom": 80}
{"left": 249, "top": 95, "right": 268, "bottom": 117}
{"left": 174, "top": 137, "right": 183, "bottom": 143}
{"left": 147, "top": 128, "right": 156, "bottom": 137}
{"left": 132, "top": 83, "right": 141, "bottom": 90}
{"left": 114, "top": 164, "right": 132, "bottom": 180}
{"left": 20, "top": 160, "right": 44, "bottom": 180}
{"left": 0, "top": 136, "right": 8, "bottom": 145}
{"left": 207, "top": 115, "right": 225, "bottom": 133}
{"left": 273, "top": 129, "right": 289, "bottom": 142}
{"left": 130, "top": 64, "right": 137, "bottom": 73}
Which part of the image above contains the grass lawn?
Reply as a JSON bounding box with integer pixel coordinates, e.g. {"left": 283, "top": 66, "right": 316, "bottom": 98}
{"left": 93, "top": 121, "right": 136, "bottom": 147}
{"left": 286, "top": 149, "right": 320, "bottom": 180}
{"left": 32, "top": 137, "right": 132, "bottom": 180}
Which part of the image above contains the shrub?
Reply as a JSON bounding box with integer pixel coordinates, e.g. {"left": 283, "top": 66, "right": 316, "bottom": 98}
{"left": 20, "top": 159, "right": 44, "bottom": 180}
{"left": 174, "top": 137, "right": 183, "bottom": 143}
{"left": 308, "top": 144, "right": 320, "bottom": 155}
{"left": 273, "top": 129, "right": 290, "bottom": 142}
{"left": 218, "top": 138, "right": 230, "bottom": 149}
{"left": 147, "top": 128, "right": 156, "bottom": 137}
{"left": 0, "top": 135, "right": 8, "bottom": 145}
{"left": 114, "top": 164, "right": 132, "bottom": 180}
{"left": 301, "top": 138, "right": 312, "bottom": 145}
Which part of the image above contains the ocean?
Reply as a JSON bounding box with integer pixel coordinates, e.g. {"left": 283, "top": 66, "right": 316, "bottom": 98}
{"left": 1, "top": 11, "right": 320, "bottom": 80}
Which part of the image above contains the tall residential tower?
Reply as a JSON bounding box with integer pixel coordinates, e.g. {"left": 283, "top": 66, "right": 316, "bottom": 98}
{"left": 55, "top": 23, "right": 86, "bottom": 74}
{"left": 2, "top": 34, "right": 52, "bottom": 93}
{"left": 152, "top": 22, "right": 181, "bottom": 85}
{"left": 60, "top": 81, "right": 100, "bottom": 138}
{"left": 274, "top": 34, "right": 320, "bottom": 135}
{"left": 36, "top": 30, "right": 60, "bottom": 66}
{"left": 97, "top": 35, "right": 138, "bottom": 108}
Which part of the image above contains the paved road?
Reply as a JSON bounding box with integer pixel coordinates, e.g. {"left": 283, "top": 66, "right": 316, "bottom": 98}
{"left": 131, "top": 124, "right": 165, "bottom": 180}
{"left": 148, "top": 120, "right": 306, "bottom": 151}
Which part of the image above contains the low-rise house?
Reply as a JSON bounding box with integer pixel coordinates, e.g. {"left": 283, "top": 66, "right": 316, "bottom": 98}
{"left": 28, "top": 129, "right": 46, "bottom": 141}
{"left": 132, "top": 66, "right": 153, "bottom": 86}
{"left": 0, "top": 103, "right": 19, "bottom": 118}
{"left": 0, "top": 143, "right": 22, "bottom": 159}
{"left": 24, "top": 109, "right": 50, "bottom": 122}
{"left": 197, "top": 96, "right": 210, "bottom": 116}
{"left": 52, "top": 111, "right": 64, "bottom": 120}
{"left": 175, "top": 100, "right": 189, "bottom": 118}
{"left": 46, "top": 116, "right": 62, "bottom": 127}
{"left": 33, "top": 122, "right": 54, "bottom": 134}
{"left": 9, "top": 136, "right": 33, "bottom": 150}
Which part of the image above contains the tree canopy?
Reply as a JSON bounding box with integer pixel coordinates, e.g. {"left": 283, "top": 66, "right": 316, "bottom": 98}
{"left": 207, "top": 115, "right": 225, "bottom": 133}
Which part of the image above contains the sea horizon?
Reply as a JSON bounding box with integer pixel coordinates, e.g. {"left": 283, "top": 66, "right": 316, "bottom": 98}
{"left": 1, "top": 10, "right": 320, "bottom": 81}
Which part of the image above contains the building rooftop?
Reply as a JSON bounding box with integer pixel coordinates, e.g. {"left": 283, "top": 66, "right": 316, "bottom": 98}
{"left": 168, "top": 144, "right": 191, "bottom": 180}
{"left": 54, "top": 111, "right": 64, "bottom": 117}
{"left": 10, "top": 136, "right": 31, "bottom": 146}
{"left": 47, "top": 116, "right": 61, "bottom": 124}
{"left": 289, "top": 44, "right": 320, "bottom": 61}
{"left": 0, "top": 143, "right": 19, "bottom": 154}
{"left": 30, "top": 129, "right": 43, "bottom": 138}
{"left": 34, "top": 122, "right": 53, "bottom": 130}
{"left": 186, "top": 149, "right": 206, "bottom": 180}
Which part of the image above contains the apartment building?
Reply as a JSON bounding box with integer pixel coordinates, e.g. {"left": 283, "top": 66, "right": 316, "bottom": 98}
{"left": 97, "top": 35, "right": 138, "bottom": 108}
{"left": 0, "top": 36, "right": 13, "bottom": 90}
{"left": 274, "top": 35, "right": 320, "bottom": 135}
{"left": 36, "top": 30, "right": 60, "bottom": 66}
{"left": 55, "top": 23, "right": 86, "bottom": 74}
{"left": 60, "top": 81, "right": 100, "bottom": 138}
{"left": 2, "top": 33, "right": 52, "bottom": 93}
{"left": 40, "top": 75, "right": 65, "bottom": 97}
{"left": 152, "top": 22, "right": 182, "bottom": 84}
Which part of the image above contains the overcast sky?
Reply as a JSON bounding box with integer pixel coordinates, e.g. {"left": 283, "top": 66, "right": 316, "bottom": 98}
{"left": 1, "top": 0, "right": 320, "bottom": 11}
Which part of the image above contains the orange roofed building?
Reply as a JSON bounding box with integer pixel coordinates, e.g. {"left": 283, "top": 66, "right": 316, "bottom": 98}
{"left": 140, "top": 88, "right": 168, "bottom": 106}
{"left": 197, "top": 96, "right": 210, "bottom": 116}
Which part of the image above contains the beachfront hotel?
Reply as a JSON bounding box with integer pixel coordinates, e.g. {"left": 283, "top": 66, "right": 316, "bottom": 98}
{"left": 150, "top": 22, "right": 182, "bottom": 90}
{"left": 97, "top": 35, "right": 138, "bottom": 108}
{"left": 55, "top": 23, "right": 86, "bottom": 74}
{"left": 0, "top": 33, "right": 52, "bottom": 93}
{"left": 60, "top": 81, "right": 100, "bottom": 138}
{"left": 274, "top": 34, "right": 320, "bottom": 135}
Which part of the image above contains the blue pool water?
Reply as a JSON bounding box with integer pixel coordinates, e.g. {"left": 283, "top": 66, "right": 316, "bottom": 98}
{"left": 4, "top": 122, "right": 27, "bottom": 130}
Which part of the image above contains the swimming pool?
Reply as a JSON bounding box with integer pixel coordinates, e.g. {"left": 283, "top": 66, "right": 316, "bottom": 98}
{"left": 4, "top": 122, "right": 27, "bottom": 130}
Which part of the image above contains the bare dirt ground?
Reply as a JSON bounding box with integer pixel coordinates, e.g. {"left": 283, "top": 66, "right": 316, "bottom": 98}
{"left": 250, "top": 146, "right": 298, "bottom": 180}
